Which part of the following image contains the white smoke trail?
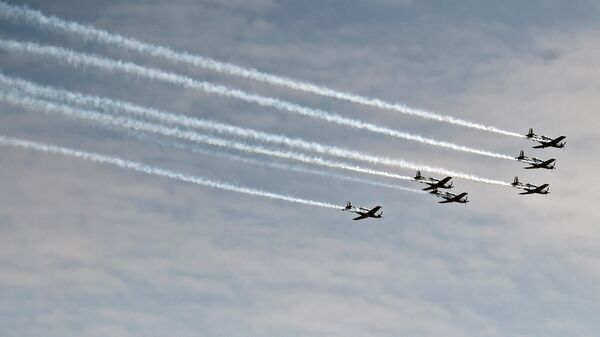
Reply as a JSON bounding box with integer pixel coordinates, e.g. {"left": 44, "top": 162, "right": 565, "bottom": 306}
{"left": 0, "top": 135, "right": 340, "bottom": 209}
{"left": 0, "top": 1, "right": 523, "bottom": 137}
{"left": 0, "top": 90, "right": 417, "bottom": 183}
{"left": 0, "top": 39, "right": 515, "bottom": 161}
{"left": 1, "top": 70, "right": 418, "bottom": 193}
{"left": 0, "top": 73, "right": 417, "bottom": 175}
{"left": 135, "top": 133, "right": 423, "bottom": 193}
{"left": 0, "top": 73, "right": 499, "bottom": 184}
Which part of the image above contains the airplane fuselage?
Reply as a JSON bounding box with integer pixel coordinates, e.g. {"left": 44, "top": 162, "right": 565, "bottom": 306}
{"left": 526, "top": 131, "right": 566, "bottom": 149}
{"left": 517, "top": 155, "right": 556, "bottom": 169}
{"left": 512, "top": 182, "right": 549, "bottom": 195}
{"left": 520, "top": 190, "right": 549, "bottom": 195}
{"left": 429, "top": 190, "right": 469, "bottom": 204}
{"left": 352, "top": 210, "right": 382, "bottom": 218}
{"left": 342, "top": 203, "right": 383, "bottom": 220}
{"left": 414, "top": 175, "right": 453, "bottom": 190}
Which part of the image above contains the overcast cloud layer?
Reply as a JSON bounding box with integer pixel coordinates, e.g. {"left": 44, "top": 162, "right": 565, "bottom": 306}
{"left": 1, "top": 1, "right": 600, "bottom": 336}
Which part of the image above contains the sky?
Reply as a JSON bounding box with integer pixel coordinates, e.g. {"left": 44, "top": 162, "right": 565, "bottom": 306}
{"left": 1, "top": 1, "right": 599, "bottom": 336}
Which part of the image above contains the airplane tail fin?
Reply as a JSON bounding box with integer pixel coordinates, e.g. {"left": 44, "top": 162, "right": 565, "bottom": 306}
{"left": 517, "top": 150, "right": 524, "bottom": 160}
{"left": 342, "top": 201, "right": 352, "bottom": 211}
{"left": 415, "top": 170, "right": 422, "bottom": 179}
{"left": 513, "top": 176, "right": 519, "bottom": 185}
{"left": 527, "top": 128, "right": 534, "bottom": 138}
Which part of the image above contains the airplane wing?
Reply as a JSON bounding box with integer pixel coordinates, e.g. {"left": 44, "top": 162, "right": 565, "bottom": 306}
{"left": 439, "top": 192, "right": 467, "bottom": 203}
{"left": 543, "top": 159, "right": 556, "bottom": 164}
{"left": 351, "top": 206, "right": 382, "bottom": 220}
{"left": 422, "top": 177, "right": 452, "bottom": 190}
{"left": 438, "top": 177, "right": 452, "bottom": 185}
{"left": 455, "top": 192, "right": 468, "bottom": 200}
{"left": 365, "top": 206, "right": 382, "bottom": 216}
{"left": 545, "top": 136, "right": 566, "bottom": 147}
{"left": 520, "top": 184, "right": 549, "bottom": 194}
{"left": 540, "top": 159, "right": 556, "bottom": 167}
{"left": 524, "top": 162, "right": 546, "bottom": 169}
{"left": 534, "top": 136, "right": 566, "bottom": 148}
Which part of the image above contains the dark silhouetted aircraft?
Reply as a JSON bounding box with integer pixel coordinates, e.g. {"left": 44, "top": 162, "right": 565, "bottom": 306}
{"left": 526, "top": 128, "right": 566, "bottom": 149}
{"left": 516, "top": 150, "right": 556, "bottom": 170}
{"left": 511, "top": 177, "right": 550, "bottom": 195}
{"left": 342, "top": 202, "right": 383, "bottom": 220}
{"left": 414, "top": 171, "right": 453, "bottom": 191}
{"left": 429, "top": 189, "right": 469, "bottom": 204}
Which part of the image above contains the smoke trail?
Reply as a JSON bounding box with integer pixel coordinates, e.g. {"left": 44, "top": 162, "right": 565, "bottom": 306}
{"left": 0, "top": 73, "right": 417, "bottom": 174}
{"left": 0, "top": 39, "right": 515, "bottom": 161}
{"left": 0, "top": 135, "right": 340, "bottom": 209}
{"left": 0, "top": 90, "right": 416, "bottom": 183}
{"left": 0, "top": 1, "right": 523, "bottom": 137}
{"left": 0, "top": 81, "right": 506, "bottom": 185}
{"left": 134, "top": 133, "right": 423, "bottom": 193}
{"left": 0, "top": 74, "right": 502, "bottom": 183}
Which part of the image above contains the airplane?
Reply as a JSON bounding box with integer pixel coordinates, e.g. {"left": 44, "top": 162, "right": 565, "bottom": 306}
{"left": 413, "top": 171, "right": 453, "bottom": 191}
{"left": 526, "top": 128, "right": 566, "bottom": 149}
{"left": 342, "top": 201, "right": 383, "bottom": 220}
{"left": 511, "top": 177, "right": 550, "bottom": 195}
{"left": 516, "top": 150, "right": 556, "bottom": 170}
{"left": 429, "top": 189, "right": 469, "bottom": 204}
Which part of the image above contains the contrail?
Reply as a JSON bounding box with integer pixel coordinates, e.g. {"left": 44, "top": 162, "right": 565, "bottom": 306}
{"left": 0, "top": 1, "right": 523, "bottom": 137}
{"left": 0, "top": 90, "right": 417, "bottom": 183}
{"left": 133, "top": 133, "right": 424, "bottom": 193}
{"left": 0, "top": 135, "right": 340, "bottom": 209}
{"left": 0, "top": 39, "right": 515, "bottom": 161}
{"left": 0, "top": 74, "right": 504, "bottom": 183}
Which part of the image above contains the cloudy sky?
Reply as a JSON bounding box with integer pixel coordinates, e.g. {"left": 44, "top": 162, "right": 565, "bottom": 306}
{"left": 1, "top": 1, "right": 599, "bottom": 336}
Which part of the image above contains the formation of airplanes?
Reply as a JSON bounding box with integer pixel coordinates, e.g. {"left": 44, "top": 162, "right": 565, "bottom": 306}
{"left": 343, "top": 128, "right": 565, "bottom": 220}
